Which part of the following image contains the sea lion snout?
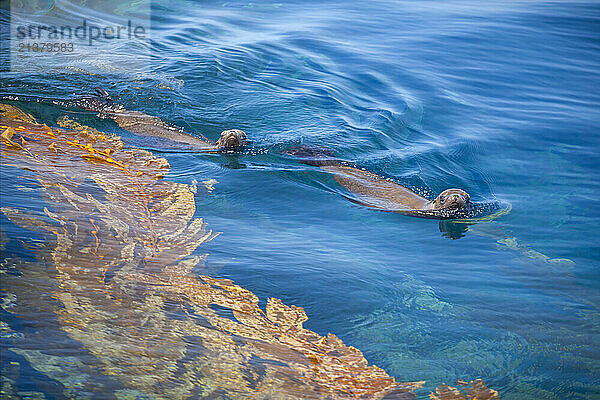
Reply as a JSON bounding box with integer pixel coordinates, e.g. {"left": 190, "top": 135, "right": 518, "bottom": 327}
{"left": 433, "top": 188, "right": 471, "bottom": 210}
{"left": 216, "top": 129, "right": 246, "bottom": 148}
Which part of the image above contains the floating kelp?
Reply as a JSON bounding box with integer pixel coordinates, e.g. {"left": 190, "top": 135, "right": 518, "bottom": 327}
{"left": 0, "top": 104, "right": 498, "bottom": 399}
{"left": 439, "top": 203, "right": 575, "bottom": 265}
{"left": 464, "top": 220, "right": 575, "bottom": 266}
{"left": 429, "top": 379, "right": 498, "bottom": 400}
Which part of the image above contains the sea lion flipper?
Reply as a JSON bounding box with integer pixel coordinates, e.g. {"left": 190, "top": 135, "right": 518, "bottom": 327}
{"left": 283, "top": 144, "right": 339, "bottom": 166}
{"left": 94, "top": 87, "right": 113, "bottom": 103}
{"left": 75, "top": 87, "right": 119, "bottom": 115}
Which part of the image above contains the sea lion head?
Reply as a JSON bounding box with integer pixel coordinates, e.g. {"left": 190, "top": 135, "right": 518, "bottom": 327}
{"left": 216, "top": 129, "right": 246, "bottom": 149}
{"left": 431, "top": 188, "right": 471, "bottom": 210}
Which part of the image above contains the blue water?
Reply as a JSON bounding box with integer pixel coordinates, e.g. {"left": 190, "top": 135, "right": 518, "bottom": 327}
{"left": 1, "top": 1, "right": 600, "bottom": 399}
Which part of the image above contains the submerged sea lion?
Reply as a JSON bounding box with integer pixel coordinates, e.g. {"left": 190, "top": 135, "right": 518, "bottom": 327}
{"left": 76, "top": 88, "right": 246, "bottom": 151}
{"left": 285, "top": 145, "right": 473, "bottom": 219}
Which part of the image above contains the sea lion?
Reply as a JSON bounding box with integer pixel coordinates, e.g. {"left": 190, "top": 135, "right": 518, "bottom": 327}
{"left": 285, "top": 145, "right": 473, "bottom": 219}
{"left": 76, "top": 88, "right": 246, "bottom": 151}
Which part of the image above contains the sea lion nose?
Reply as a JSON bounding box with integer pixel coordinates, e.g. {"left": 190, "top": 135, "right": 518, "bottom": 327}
{"left": 448, "top": 194, "right": 464, "bottom": 207}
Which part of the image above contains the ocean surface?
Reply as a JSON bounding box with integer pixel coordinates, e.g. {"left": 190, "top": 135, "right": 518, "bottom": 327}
{"left": 1, "top": 1, "right": 599, "bottom": 399}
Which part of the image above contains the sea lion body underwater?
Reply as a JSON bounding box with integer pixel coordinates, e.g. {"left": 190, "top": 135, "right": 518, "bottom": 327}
{"left": 285, "top": 146, "right": 473, "bottom": 220}
{"left": 76, "top": 88, "right": 246, "bottom": 151}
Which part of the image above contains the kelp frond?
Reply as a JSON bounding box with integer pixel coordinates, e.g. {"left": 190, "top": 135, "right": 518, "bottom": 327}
{"left": 429, "top": 379, "right": 499, "bottom": 400}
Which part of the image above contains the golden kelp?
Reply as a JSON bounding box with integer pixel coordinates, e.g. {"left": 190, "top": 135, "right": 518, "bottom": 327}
{"left": 0, "top": 103, "right": 499, "bottom": 399}
{"left": 429, "top": 379, "right": 499, "bottom": 400}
